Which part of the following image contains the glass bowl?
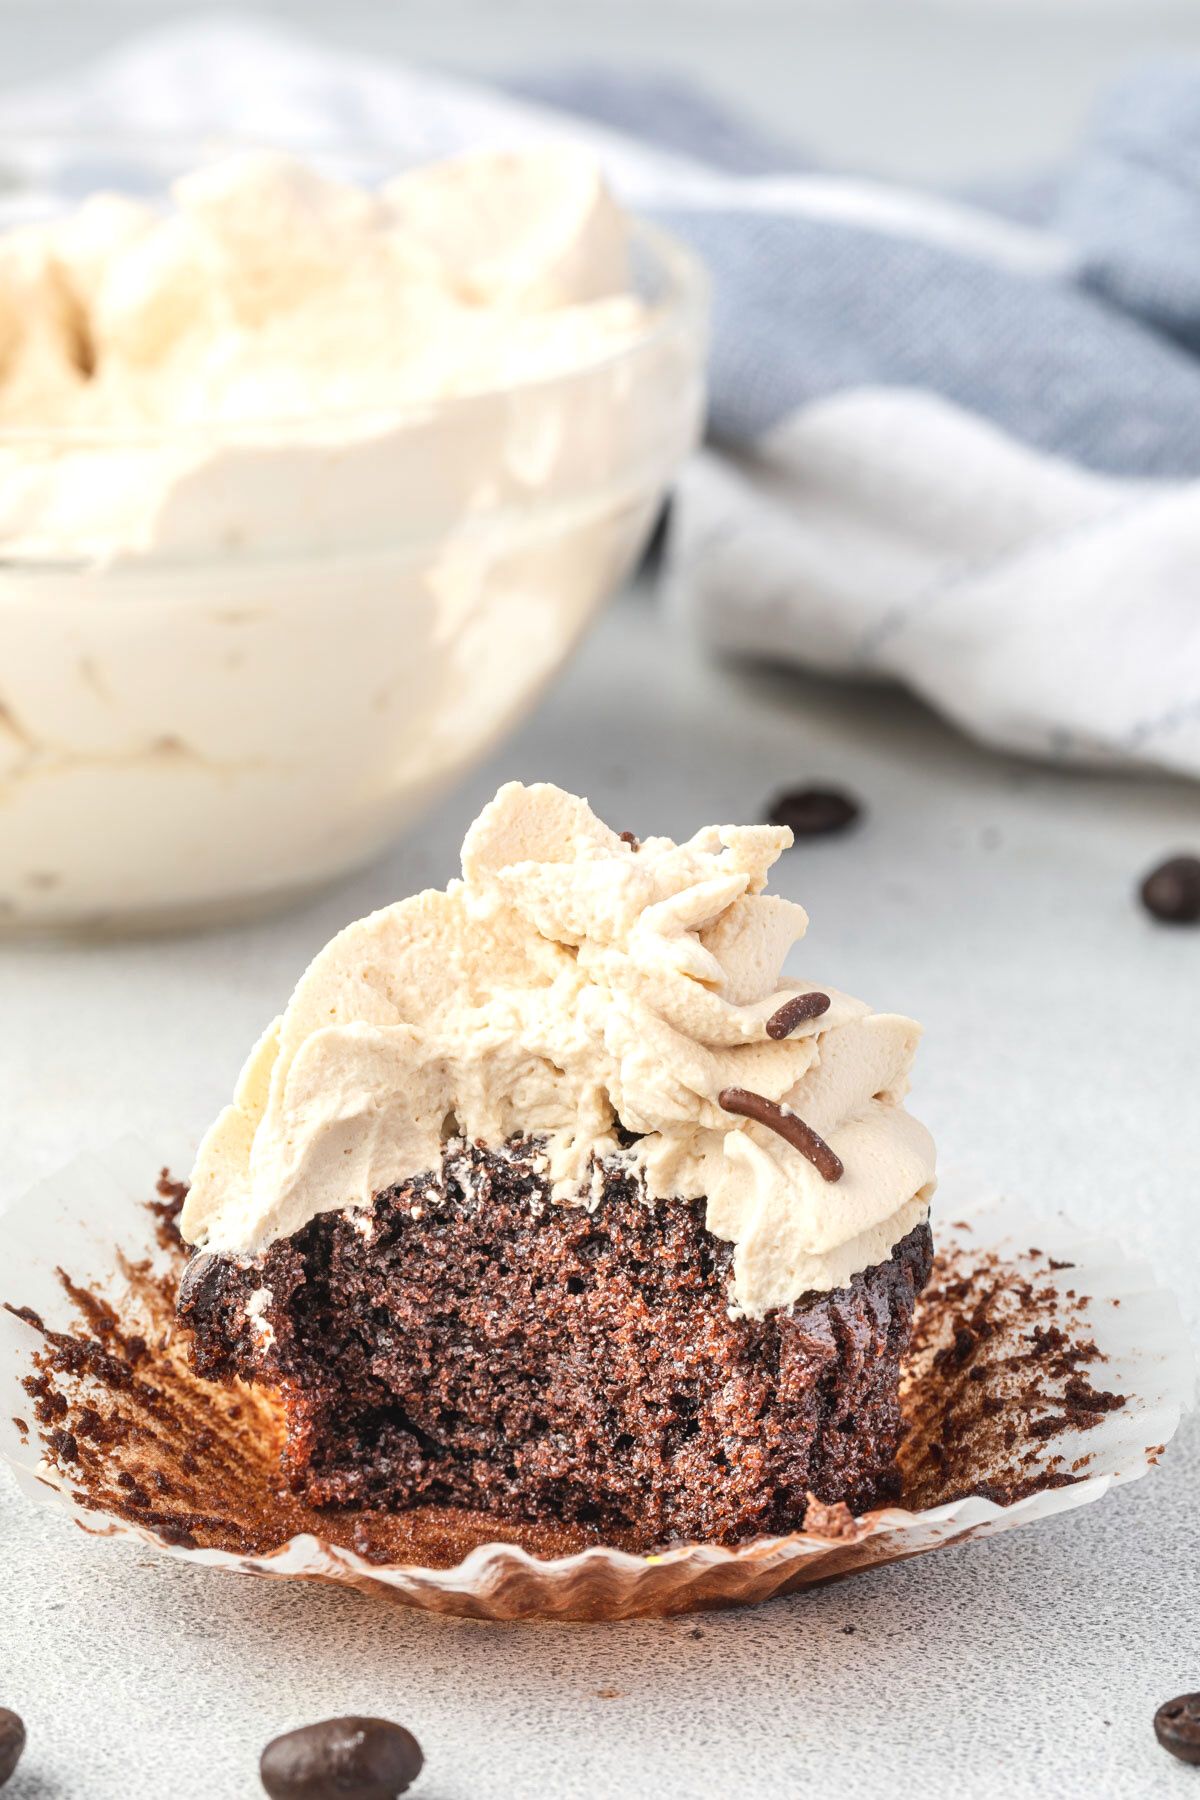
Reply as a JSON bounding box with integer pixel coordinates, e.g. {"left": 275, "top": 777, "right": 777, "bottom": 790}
{"left": 0, "top": 150, "right": 707, "bottom": 936}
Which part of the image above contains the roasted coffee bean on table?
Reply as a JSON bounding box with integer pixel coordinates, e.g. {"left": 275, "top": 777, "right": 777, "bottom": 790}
{"left": 0, "top": 1710, "right": 25, "bottom": 1790}
{"left": 1140, "top": 855, "right": 1200, "bottom": 925}
{"left": 1155, "top": 1692, "right": 1200, "bottom": 1766}
{"left": 260, "top": 1715, "right": 423, "bottom": 1799}
{"left": 766, "top": 786, "right": 862, "bottom": 838}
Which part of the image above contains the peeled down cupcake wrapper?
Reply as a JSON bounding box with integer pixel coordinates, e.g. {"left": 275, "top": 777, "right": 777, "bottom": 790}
{"left": 0, "top": 1142, "right": 1192, "bottom": 1623}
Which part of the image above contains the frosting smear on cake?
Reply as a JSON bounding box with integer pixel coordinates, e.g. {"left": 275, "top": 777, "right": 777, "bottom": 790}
{"left": 183, "top": 783, "right": 935, "bottom": 1316}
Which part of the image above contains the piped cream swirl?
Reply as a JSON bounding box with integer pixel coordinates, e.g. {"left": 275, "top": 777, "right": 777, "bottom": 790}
{"left": 182, "top": 782, "right": 935, "bottom": 1316}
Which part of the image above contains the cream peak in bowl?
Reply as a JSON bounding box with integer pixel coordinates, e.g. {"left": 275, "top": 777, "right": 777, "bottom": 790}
{"left": 184, "top": 782, "right": 935, "bottom": 1317}
{"left": 0, "top": 146, "right": 652, "bottom": 551}
{"left": 0, "top": 150, "right": 706, "bottom": 932}
{"left": 0, "top": 146, "right": 636, "bottom": 428}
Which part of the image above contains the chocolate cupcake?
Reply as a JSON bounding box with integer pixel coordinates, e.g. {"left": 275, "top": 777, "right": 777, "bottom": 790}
{"left": 178, "top": 783, "right": 936, "bottom": 1548}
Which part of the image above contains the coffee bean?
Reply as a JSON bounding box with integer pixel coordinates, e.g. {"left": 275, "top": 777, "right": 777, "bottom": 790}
{"left": 260, "top": 1716, "right": 423, "bottom": 1799}
{"left": 1140, "top": 855, "right": 1200, "bottom": 924}
{"left": 766, "top": 787, "right": 862, "bottom": 839}
{"left": 0, "top": 1710, "right": 25, "bottom": 1789}
{"left": 1155, "top": 1692, "right": 1200, "bottom": 1765}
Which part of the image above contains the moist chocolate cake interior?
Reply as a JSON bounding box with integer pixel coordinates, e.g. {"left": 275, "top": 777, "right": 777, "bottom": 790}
{"left": 180, "top": 1139, "right": 932, "bottom": 1548}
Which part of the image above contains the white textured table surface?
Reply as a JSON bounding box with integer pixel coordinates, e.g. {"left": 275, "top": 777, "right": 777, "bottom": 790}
{"left": 2, "top": 582, "right": 1198, "bottom": 1800}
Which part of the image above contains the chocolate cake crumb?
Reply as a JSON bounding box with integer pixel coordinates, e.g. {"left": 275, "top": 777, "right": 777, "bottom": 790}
{"left": 899, "top": 1243, "right": 1128, "bottom": 1509}
{"left": 149, "top": 1169, "right": 188, "bottom": 1253}
{"left": 1062, "top": 1375, "right": 1125, "bottom": 1417}
{"left": 803, "top": 1497, "right": 862, "bottom": 1540}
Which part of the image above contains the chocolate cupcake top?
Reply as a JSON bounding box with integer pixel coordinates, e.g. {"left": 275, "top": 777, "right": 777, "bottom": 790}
{"left": 183, "top": 783, "right": 935, "bottom": 1316}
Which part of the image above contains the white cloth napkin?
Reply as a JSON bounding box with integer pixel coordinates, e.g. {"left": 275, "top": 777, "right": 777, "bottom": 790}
{"left": 3, "top": 16, "right": 1199, "bottom": 779}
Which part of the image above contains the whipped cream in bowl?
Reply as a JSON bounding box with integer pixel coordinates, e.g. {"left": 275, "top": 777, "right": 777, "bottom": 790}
{"left": 0, "top": 147, "right": 706, "bottom": 933}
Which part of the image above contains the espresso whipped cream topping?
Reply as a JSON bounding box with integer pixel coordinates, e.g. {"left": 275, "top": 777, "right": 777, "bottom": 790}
{"left": 184, "top": 783, "right": 935, "bottom": 1316}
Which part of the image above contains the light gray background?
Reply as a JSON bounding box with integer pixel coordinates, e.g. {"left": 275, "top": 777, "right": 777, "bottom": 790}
{"left": 3, "top": 7, "right": 1200, "bottom": 1798}
{"left": 5, "top": 0, "right": 1200, "bottom": 178}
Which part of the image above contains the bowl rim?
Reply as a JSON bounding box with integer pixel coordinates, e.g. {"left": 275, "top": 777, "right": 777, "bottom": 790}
{"left": 0, "top": 140, "right": 710, "bottom": 448}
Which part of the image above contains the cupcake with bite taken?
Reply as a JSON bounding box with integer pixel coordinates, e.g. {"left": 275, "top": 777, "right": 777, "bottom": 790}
{"left": 178, "top": 783, "right": 936, "bottom": 1547}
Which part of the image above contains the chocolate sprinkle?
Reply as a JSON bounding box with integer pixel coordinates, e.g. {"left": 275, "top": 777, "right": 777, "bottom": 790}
{"left": 765, "top": 991, "right": 831, "bottom": 1039}
{"left": 718, "top": 1086, "right": 844, "bottom": 1182}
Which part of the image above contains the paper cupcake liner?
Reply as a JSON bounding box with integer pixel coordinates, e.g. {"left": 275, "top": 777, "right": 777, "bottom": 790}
{"left": 1, "top": 1140, "right": 1194, "bottom": 1621}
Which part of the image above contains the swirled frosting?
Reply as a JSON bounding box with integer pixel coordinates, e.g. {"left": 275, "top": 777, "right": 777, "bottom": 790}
{"left": 182, "top": 783, "right": 935, "bottom": 1316}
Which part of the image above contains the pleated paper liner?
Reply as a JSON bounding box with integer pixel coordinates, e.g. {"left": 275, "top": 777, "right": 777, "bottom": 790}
{"left": 0, "top": 1141, "right": 1193, "bottom": 1621}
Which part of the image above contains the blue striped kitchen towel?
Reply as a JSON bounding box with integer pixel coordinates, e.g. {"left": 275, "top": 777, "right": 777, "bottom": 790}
{"left": 5, "top": 17, "right": 1198, "bottom": 778}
